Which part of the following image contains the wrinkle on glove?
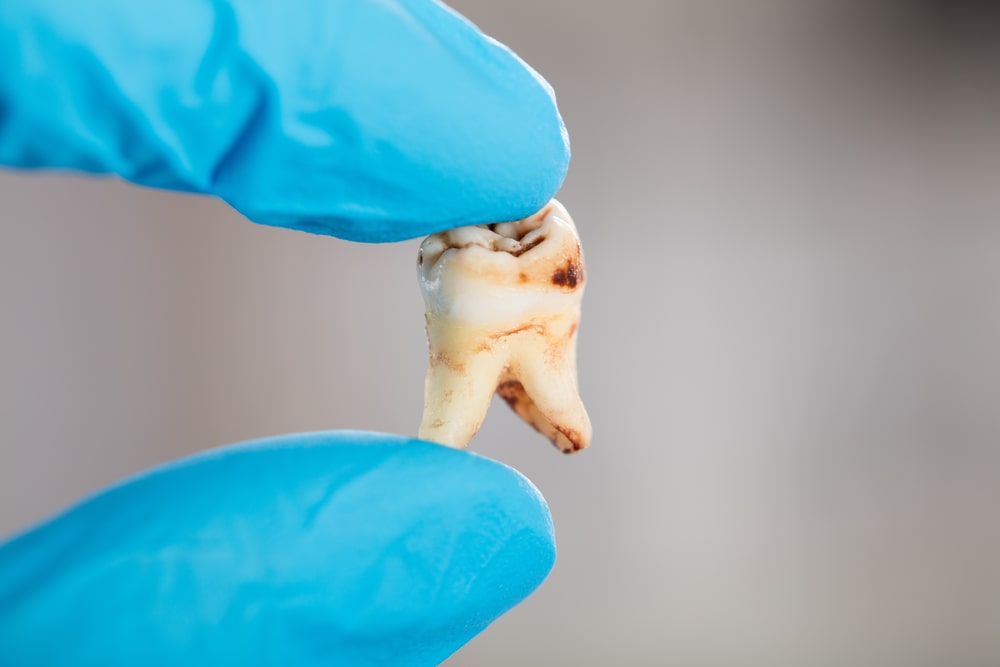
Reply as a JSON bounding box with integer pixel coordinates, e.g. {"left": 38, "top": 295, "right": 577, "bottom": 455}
{"left": 0, "top": 432, "right": 556, "bottom": 666}
{"left": 0, "top": 0, "right": 570, "bottom": 242}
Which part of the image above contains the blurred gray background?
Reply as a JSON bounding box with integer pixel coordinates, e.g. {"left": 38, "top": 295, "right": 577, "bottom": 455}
{"left": 2, "top": 1, "right": 999, "bottom": 664}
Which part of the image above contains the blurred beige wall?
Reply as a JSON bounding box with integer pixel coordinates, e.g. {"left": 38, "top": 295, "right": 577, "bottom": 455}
{"left": 2, "top": 1, "right": 999, "bottom": 664}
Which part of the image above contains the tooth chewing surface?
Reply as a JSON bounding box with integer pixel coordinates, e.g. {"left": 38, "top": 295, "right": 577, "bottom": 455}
{"left": 417, "top": 199, "right": 591, "bottom": 453}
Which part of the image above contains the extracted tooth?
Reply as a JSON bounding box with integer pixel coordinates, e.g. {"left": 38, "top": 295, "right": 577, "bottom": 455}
{"left": 417, "top": 199, "right": 591, "bottom": 453}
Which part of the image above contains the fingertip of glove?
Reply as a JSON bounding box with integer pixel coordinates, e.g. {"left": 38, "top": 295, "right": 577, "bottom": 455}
{"left": 0, "top": 431, "right": 555, "bottom": 666}
{"left": 215, "top": 432, "right": 559, "bottom": 663}
{"left": 216, "top": 0, "right": 571, "bottom": 243}
{"left": 333, "top": 0, "right": 572, "bottom": 240}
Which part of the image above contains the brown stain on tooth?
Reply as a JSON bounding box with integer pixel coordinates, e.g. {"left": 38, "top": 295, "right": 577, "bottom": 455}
{"left": 552, "top": 261, "right": 581, "bottom": 288}
{"left": 555, "top": 425, "right": 585, "bottom": 453}
{"left": 509, "top": 235, "right": 546, "bottom": 257}
{"left": 496, "top": 380, "right": 522, "bottom": 406}
{"left": 533, "top": 204, "right": 553, "bottom": 222}
{"left": 492, "top": 322, "right": 541, "bottom": 339}
{"left": 473, "top": 323, "right": 541, "bottom": 354}
{"left": 431, "top": 352, "right": 466, "bottom": 374}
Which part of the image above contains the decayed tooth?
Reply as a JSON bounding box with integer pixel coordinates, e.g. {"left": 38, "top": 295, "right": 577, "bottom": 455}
{"left": 417, "top": 199, "right": 591, "bottom": 453}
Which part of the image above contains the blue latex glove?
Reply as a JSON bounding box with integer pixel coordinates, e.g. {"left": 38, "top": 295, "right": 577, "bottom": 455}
{"left": 0, "top": 0, "right": 570, "bottom": 242}
{"left": 0, "top": 433, "right": 556, "bottom": 665}
{"left": 0, "top": 0, "right": 568, "bottom": 663}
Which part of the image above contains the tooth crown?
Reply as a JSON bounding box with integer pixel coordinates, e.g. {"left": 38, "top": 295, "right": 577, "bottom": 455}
{"left": 418, "top": 200, "right": 585, "bottom": 327}
{"left": 417, "top": 199, "right": 591, "bottom": 453}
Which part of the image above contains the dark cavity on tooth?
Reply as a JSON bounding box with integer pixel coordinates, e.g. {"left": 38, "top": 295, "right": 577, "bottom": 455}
{"left": 552, "top": 262, "right": 580, "bottom": 288}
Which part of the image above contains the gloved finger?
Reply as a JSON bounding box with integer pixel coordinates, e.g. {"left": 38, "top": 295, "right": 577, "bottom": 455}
{"left": 0, "top": 431, "right": 556, "bottom": 667}
{"left": 0, "top": 0, "right": 569, "bottom": 242}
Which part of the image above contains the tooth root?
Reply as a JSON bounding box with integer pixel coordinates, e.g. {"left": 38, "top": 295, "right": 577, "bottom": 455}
{"left": 418, "top": 325, "right": 508, "bottom": 448}
{"left": 501, "top": 329, "right": 592, "bottom": 453}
